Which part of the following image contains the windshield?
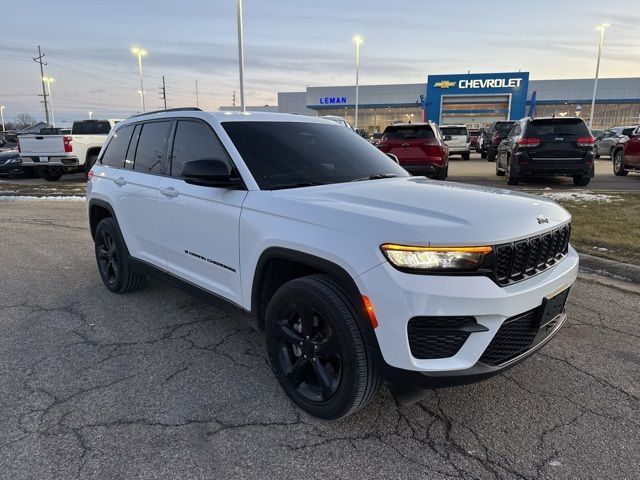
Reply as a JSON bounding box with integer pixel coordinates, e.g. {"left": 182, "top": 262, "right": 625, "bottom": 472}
{"left": 222, "top": 121, "right": 409, "bottom": 189}
{"left": 440, "top": 127, "right": 467, "bottom": 136}
{"left": 382, "top": 125, "right": 435, "bottom": 140}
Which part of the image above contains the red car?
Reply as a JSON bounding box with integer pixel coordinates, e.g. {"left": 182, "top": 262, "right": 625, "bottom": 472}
{"left": 377, "top": 122, "right": 449, "bottom": 180}
{"left": 612, "top": 125, "right": 640, "bottom": 176}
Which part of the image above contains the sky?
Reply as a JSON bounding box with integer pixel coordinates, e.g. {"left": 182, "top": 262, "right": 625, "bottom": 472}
{"left": 2, "top": 0, "right": 639, "bottom": 124}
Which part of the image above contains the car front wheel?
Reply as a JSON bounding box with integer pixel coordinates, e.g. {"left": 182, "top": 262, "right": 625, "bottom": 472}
{"left": 506, "top": 158, "right": 519, "bottom": 185}
{"left": 265, "top": 274, "right": 380, "bottom": 419}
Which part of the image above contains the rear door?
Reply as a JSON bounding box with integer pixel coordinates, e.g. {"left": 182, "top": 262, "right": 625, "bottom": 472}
{"left": 156, "top": 119, "right": 247, "bottom": 304}
{"left": 112, "top": 121, "right": 172, "bottom": 268}
{"left": 378, "top": 125, "right": 440, "bottom": 164}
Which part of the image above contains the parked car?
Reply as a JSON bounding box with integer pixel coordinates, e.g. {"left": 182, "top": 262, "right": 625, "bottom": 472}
{"left": 611, "top": 125, "right": 640, "bottom": 176}
{"left": 18, "top": 119, "right": 119, "bottom": 181}
{"left": 486, "top": 121, "right": 517, "bottom": 162}
{"left": 87, "top": 108, "right": 577, "bottom": 419}
{"left": 594, "top": 126, "right": 636, "bottom": 158}
{"left": 368, "top": 132, "right": 383, "bottom": 145}
{"left": 469, "top": 129, "right": 480, "bottom": 151}
{"left": 495, "top": 117, "right": 595, "bottom": 186}
{"left": 319, "top": 115, "right": 355, "bottom": 131}
{"left": 0, "top": 147, "right": 36, "bottom": 178}
{"left": 590, "top": 129, "right": 605, "bottom": 141}
{"left": 440, "top": 125, "right": 471, "bottom": 160}
{"left": 377, "top": 122, "right": 449, "bottom": 179}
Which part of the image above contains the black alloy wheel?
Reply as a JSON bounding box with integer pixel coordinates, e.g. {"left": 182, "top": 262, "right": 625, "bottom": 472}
{"left": 613, "top": 151, "right": 628, "bottom": 176}
{"left": 273, "top": 304, "right": 341, "bottom": 402}
{"left": 265, "top": 275, "right": 380, "bottom": 419}
{"left": 97, "top": 230, "right": 119, "bottom": 287}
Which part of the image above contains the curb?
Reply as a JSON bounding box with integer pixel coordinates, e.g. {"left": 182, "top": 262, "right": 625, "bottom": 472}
{"left": 578, "top": 253, "right": 640, "bottom": 284}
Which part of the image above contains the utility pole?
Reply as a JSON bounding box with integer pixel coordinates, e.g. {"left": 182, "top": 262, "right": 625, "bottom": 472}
{"left": 33, "top": 46, "right": 50, "bottom": 125}
{"left": 159, "top": 76, "right": 167, "bottom": 110}
{"left": 195, "top": 80, "right": 199, "bottom": 108}
{"left": 232, "top": 90, "right": 236, "bottom": 108}
{"left": 236, "top": 0, "right": 246, "bottom": 112}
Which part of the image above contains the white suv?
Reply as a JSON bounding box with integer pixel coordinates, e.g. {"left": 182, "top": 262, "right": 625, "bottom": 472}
{"left": 86, "top": 108, "right": 578, "bottom": 419}
{"left": 440, "top": 125, "right": 471, "bottom": 160}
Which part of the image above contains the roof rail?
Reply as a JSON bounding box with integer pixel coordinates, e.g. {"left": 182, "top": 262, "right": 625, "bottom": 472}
{"left": 128, "top": 107, "right": 202, "bottom": 119}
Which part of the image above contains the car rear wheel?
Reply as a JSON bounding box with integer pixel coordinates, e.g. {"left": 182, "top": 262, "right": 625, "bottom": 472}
{"left": 613, "top": 151, "right": 629, "bottom": 176}
{"left": 461, "top": 152, "right": 470, "bottom": 160}
{"left": 265, "top": 274, "right": 380, "bottom": 419}
{"left": 496, "top": 160, "right": 505, "bottom": 176}
{"left": 573, "top": 175, "right": 591, "bottom": 186}
{"left": 94, "top": 218, "right": 146, "bottom": 293}
{"left": 39, "top": 166, "right": 64, "bottom": 181}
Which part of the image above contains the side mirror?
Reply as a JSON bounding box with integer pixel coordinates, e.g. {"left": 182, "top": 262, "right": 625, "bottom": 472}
{"left": 386, "top": 153, "right": 399, "bottom": 164}
{"left": 444, "top": 135, "right": 452, "bottom": 141}
{"left": 182, "top": 159, "right": 242, "bottom": 188}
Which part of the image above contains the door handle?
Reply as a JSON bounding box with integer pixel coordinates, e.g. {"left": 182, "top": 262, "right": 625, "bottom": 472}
{"left": 160, "top": 186, "right": 179, "bottom": 197}
{"left": 113, "top": 177, "right": 126, "bottom": 186}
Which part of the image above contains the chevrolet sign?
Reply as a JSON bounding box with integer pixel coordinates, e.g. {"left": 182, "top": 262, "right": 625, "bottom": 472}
{"left": 434, "top": 80, "right": 456, "bottom": 89}
{"left": 459, "top": 78, "right": 523, "bottom": 89}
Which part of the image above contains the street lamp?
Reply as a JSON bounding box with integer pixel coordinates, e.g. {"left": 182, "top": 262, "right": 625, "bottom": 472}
{"left": 353, "top": 35, "right": 363, "bottom": 130}
{"left": 88, "top": 111, "right": 93, "bottom": 119}
{"left": 589, "top": 23, "right": 610, "bottom": 129}
{"left": 0, "top": 106, "right": 5, "bottom": 132}
{"left": 131, "top": 47, "right": 147, "bottom": 112}
{"left": 43, "top": 76, "right": 55, "bottom": 127}
{"left": 236, "top": 0, "right": 246, "bottom": 112}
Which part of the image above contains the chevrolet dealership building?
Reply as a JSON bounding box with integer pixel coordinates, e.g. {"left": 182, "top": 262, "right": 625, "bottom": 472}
{"left": 267, "top": 72, "right": 640, "bottom": 132}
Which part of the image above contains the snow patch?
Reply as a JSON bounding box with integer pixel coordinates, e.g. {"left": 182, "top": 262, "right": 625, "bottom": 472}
{"left": 0, "top": 195, "right": 86, "bottom": 202}
{"left": 540, "top": 191, "right": 621, "bottom": 203}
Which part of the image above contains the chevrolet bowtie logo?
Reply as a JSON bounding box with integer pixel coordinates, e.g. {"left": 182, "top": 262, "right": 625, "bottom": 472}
{"left": 434, "top": 80, "right": 456, "bottom": 88}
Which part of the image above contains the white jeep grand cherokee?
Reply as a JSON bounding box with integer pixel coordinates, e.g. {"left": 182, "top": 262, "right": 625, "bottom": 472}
{"left": 86, "top": 108, "right": 578, "bottom": 419}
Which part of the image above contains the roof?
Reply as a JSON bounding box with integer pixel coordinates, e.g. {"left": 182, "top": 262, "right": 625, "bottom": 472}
{"left": 120, "top": 109, "right": 330, "bottom": 126}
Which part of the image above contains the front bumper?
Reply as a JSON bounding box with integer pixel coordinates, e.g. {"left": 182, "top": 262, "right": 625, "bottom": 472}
{"left": 19, "top": 156, "right": 79, "bottom": 167}
{"left": 356, "top": 246, "right": 579, "bottom": 382}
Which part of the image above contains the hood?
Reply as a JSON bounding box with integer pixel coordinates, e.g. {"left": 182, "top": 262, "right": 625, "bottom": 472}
{"left": 267, "top": 177, "right": 570, "bottom": 246}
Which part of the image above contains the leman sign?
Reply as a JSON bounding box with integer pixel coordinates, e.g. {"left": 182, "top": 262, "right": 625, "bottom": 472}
{"left": 319, "top": 96, "right": 348, "bottom": 105}
{"left": 458, "top": 78, "right": 524, "bottom": 89}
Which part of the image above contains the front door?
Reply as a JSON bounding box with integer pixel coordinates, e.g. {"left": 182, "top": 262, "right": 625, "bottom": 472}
{"left": 625, "top": 128, "right": 640, "bottom": 167}
{"left": 156, "top": 119, "right": 247, "bottom": 305}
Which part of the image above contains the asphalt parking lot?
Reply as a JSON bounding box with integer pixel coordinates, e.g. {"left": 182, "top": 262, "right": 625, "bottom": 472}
{"left": 1, "top": 200, "right": 639, "bottom": 479}
{"left": 2, "top": 153, "right": 638, "bottom": 195}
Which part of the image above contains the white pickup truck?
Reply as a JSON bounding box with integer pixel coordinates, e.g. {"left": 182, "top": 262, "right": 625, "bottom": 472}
{"left": 18, "top": 119, "right": 119, "bottom": 181}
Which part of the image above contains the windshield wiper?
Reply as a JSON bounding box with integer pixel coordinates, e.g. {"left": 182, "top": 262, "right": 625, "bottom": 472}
{"left": 350, "top": 173, "right": 399, "bottom": 182}
{"left": 268, "top": 181, "right": 327, "bottom": 190}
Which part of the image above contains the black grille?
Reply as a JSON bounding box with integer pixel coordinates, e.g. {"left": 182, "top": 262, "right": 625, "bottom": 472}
{"left": 479, "top": 310, "right": 539, "bottom": 366}
{"left": 408, "top": 317, "right": 478, "bottom": 359}
{"left": 493, "top": 224, "right": 570, "bottom": 285}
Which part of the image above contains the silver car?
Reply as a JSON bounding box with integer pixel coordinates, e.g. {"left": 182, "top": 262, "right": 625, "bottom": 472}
{"left": 594, "top": 126, "right": 636, "bottom": 158}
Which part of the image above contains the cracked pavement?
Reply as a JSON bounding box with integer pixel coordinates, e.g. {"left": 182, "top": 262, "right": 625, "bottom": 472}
{"left": 0, "top": 200, "right": 638, "bottom": 479}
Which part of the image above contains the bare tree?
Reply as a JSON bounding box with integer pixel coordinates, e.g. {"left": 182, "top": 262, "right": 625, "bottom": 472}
{"left": 14, "top": 113, "right": 36, "bottom": 130}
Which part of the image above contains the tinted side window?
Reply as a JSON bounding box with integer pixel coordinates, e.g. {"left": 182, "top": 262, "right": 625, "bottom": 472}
{"left": 133, "top": 121, "right": 172, "bottom": 174}
{"left": 170, "top": 121, "right": 231, "bottom": 178}
{"left": 73, "top": 121, "right": 112, "bottom": 135}
{"left": 382, "top": 125, "right": 435, "bottom": 140}
{"left": 101, "top": 125, "right": 134, "bottom": 167}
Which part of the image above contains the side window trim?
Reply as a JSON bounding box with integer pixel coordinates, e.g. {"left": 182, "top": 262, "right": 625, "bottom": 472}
{"left": 125, "top": 124, "right": 142, "bottom": 170}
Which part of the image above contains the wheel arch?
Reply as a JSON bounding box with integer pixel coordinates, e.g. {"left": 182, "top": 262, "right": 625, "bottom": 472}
{"left": 88, "top": 199, "right": 118, "bottom": 240}
{"left": 250, "top": 247, "right": 380, "bottom": 351}
{"left": 85, "top": 147, "right": 102, "bottom": 163}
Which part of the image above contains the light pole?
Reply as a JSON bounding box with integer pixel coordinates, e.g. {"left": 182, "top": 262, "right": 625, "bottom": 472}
{"left": 0, "top": 106, "right": 5, "bottom": 132}
{"left": 353, "top": 36, "right": 363, "bottom": 130}
{"left": 236, "top": 0, "right": 246, "bottom": 112}
{"left": 43, "top": 77, "right": 55, "bottom": 127}
{"left": 589, "top": 23, "right": 610, "bottom": 129}
{"left": 131, "top": 47, "right": 147, "bottom": 112}
{"left": 88, "top": 111, "right": 93, "bottom": 119}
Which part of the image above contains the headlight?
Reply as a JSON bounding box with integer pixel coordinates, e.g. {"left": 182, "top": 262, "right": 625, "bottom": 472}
{"left": 380, "top": 244, "right": 492, "bottom": 271}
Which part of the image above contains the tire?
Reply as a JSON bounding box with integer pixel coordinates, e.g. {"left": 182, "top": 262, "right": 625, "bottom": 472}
{"left": 434, "top": 165, "right": 447, "bottom": 180}
{"left": 462, "top": 152, "right": 470, "bottom": 161}
{"left": 84, "top": 155, "right": 98, "bottom": 179}
{"left": 487, "top": 150, "right": 496, "bottom": 162}
{"left": 496, "top": 160, "right": 505, "bottom": 176}
{"left": 39, "top": 166, "right": 64, "bottom": 181}
{"left": 94, "top": 217, "right": 146, "bottom": 293}
{"left": 613, "top": 150, "right": 629, "bottom": 176}
{"left": 506, "top": 159, "right": 519, "bottom": 185}
{"left": 573, "top": 175, "right": 591, "bottom": 186}
{"left": 480, "top": 151, "right": 487, "bottom": 159}
{"left": 265, "top": 274, "right": 380, "bottom": 419}
{"left": 594, "top": 152, "right": 600, "bottom": 159}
